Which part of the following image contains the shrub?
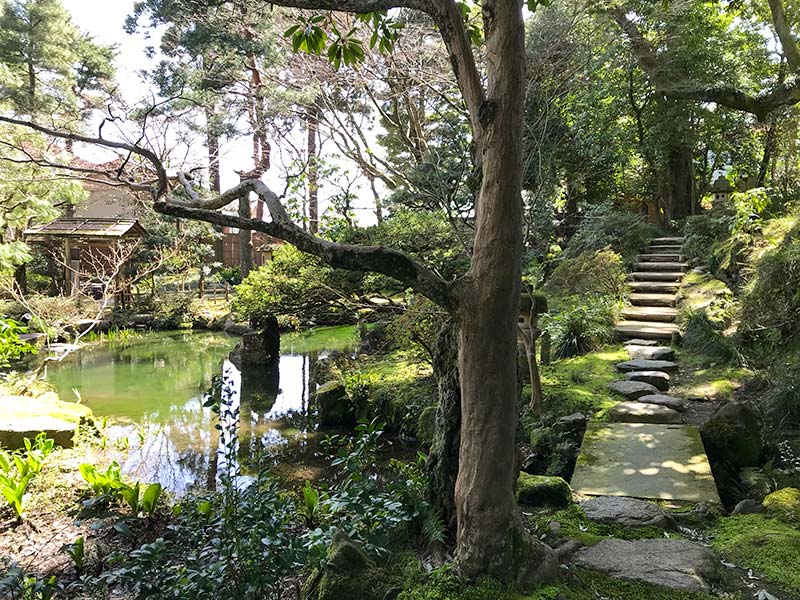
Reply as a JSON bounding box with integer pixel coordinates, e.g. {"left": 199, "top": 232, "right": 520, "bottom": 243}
{"left": 541, "top": 297, "right": 618, "bottom": 359}
{"left": 683, "top": 209, "right": 734, "bottom": 266}
{"left": 680, "top": 311, "right": 738, "bottom": 364}
{"left": 0, "top": 317, "right": 36, "bottom": 366}
{"left": 232, "top": 244, "right": 363, "bottom": 327}
{"left": 545, "top": 249, "right": 627, "bottom": 300}
{"left": 739, "top": 235, "right": 800, "bottom": 350}
{"left": 564, "top": 203, "right": 657, "bottom": 267}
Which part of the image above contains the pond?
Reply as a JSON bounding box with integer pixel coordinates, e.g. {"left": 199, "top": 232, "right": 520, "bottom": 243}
{"left": 44, "top": 326, "right": 365, "bottom": 494}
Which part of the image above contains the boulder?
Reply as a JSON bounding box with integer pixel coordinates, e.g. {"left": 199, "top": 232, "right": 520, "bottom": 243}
{"left": 625, "top": 370, "right": 670, "bottom": 391}
{"left": 0, "top": 393, "right": 92, "bottom": 449}
{"left": 315, "top": 381, "right": 355, "bottom": 426}
{"left": 626, "top": 345, "right": 675, "bottom": 361}
{"left": 616, "top": 359, "right": 678, "bottom": 373}
{"left": 552, "top": 412, "right": 588, "bottom": 435}
{"left": 731, "top": 498, "right": 765, "bottom": 515}
{"left": 311, "top": 530, "right": 398, "bottom": 600}
{"left": 516, "top": 473, "right": 572, "bottom": 507}
{"left": 763, "top": 487, "right": 800, "bottom": 522}
{"left": 608, "top": 380, "right": 660, "bottom": 400}
{"left": 701, "top": 402, "right": 761, "bottom": 468}
{"left": 0, "top": 416, "right": 76, "bottom": 449}
{"left": 572, "top": 538, "right": 721, "bottom": 593}
{"left": 581, "top": 496, "right": 676, "bottom": 529}
{"left": 607, "top": 401, "right": 682, "bottom": 424}
{"left": 637, "top": 394, "right": 686, "bottom": 412}
{"left": 222, "top": 319, "right": 252, "bottom": 335}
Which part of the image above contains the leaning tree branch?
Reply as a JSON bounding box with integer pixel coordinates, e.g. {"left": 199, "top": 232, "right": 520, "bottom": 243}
{"left": 155, "top": 189, "right": 455, "bottom": 310}
{"left": 610, "top": 6, "right": 800, "bottom": 121}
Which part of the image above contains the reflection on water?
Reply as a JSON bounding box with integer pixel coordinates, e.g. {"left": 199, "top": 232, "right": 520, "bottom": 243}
{"left": 45, "top": 328, "right": 357, "bottom": 494}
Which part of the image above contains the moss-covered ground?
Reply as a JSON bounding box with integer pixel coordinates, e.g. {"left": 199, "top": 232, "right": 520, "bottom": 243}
{"left": 538, "top": 345, "right": 628, "bottom": 418}
{"left": 709, "top": 513, "right": 800, "bottom": 595}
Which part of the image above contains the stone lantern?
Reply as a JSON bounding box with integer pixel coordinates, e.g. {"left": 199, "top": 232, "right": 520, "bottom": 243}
{"left": 711, "top": 175, "right": 734, "bottom": 205}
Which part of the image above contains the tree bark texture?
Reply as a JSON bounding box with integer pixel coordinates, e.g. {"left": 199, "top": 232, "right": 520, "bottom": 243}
{"left": 307, "top": 102, "right": 320, "bottom": 235}
{"left": 665, "top": 144, "right": 697, "bottom": 221}
{"left": 452, "top": 0, "right": 557, "bottom": 585}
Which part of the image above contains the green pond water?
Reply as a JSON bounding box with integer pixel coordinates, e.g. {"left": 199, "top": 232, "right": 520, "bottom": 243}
{"left": 45, "top": 326, "right": 361, "bottom": 494}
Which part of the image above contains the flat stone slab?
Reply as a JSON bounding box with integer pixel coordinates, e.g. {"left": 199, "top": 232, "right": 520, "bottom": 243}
{"left": 616, "top": 358, "right": 678, "bottom": 373}
{"left": 608, "top": 401, "right": 682, "bottom": 424}
{"left": 638, "top": 394, "right": 686, "bottom": 412}
{"left": 571, "top": 422, "right": 720, "bottom": 503}
{"left": 626, "top": 345, "right": 675, "bottom": 361}
{"left": 615, "top": 320, "right": 680, "bottom": 341}
{"left": 609, "top": 380, "right": 659, "bottom": 400}
{"left": 624, "top": 339, "right": 659, "bottom": 347}
{"left": 625, "top": 370, "right": 670, "bottom": 391}
{"left": 572, "top": 538, "right": 720, "bottom": 593}
{"left": 0, "top": 416, "right": 76, "bottom": 449}
{"left": 581, "top": 496, "right": 674, "bottom": 529}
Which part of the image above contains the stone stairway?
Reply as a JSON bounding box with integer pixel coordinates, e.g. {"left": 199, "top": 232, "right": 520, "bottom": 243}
{"left": 614, "top": 237, "right": 686, "bottom": 341}
{"left": 572, "top": 236, "right": 720, "bottom": 504}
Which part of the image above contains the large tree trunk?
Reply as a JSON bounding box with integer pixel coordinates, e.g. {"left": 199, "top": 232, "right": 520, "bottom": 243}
{"left": 206, "top": 106, "right": 224, "bottom": 263}
{"left": 239, "top": 194, "right": 253, "bottom": 278}
{"left": 453, "top": 0, "right": 557, "bottom": 586}
{"left": 665, "top": 144, "right": 697, "bottom": 221}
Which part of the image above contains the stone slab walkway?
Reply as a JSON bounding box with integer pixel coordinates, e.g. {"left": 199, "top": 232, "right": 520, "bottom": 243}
{"left": 570, "top": 422, "right": 720, "bottom": 503}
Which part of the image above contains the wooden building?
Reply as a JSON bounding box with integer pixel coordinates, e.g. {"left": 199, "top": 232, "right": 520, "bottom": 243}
{"left": 24, "top": 218, "right": 147, "bottom": 296}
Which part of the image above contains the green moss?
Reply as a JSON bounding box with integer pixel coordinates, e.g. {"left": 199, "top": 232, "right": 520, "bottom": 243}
{"left": 516, "top": 474, "right": 571, "bottom": 508}
{"left": 355, "top": 351, "right": 436, "bottom": 434}
{"left": 527, "top": 504, "right": 672, "bottom": 546}
{"left": 539, "top": 345, "right": 629, "bottom": 417}
{"left": 710, "top": 513, "right": 800, "bottom": 594}
{"left": 0, "top": 391, "right": 93, "bottom": 424}
{"left": 416, "top": 405, "right": 438, "bottom": 445}
{"left": 673, "top": 352, "right": 752, "bottom": 400}
{"left": 763, "top": 487, "right": 800, "bottom": 523}
{"left": 395, "top": 565, "right": 718, "bottom": 600}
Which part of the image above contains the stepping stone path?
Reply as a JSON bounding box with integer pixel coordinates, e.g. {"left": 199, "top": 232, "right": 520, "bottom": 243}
{"left": 573, "top": 235, "right": 720, "bottom": 503}
{"left": 569, "top": 237, "right": 724, "bottom": 593}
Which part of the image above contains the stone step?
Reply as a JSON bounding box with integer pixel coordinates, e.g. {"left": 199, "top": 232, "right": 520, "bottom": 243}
{"left": 621, "top": 306, "right": 678, "bottom": 323}
{"left": 629, "top": 293, "right": 676, "bottom": 307}
{"left": 631, "top": 271, "right": 684, "bottom": 282}
{"left": 636, "top": 261, "right": 688, "bottom": 272}
{"left": 626, "top": 344, "right": 675, "bottom": 361}
{"left": 625, "top": 370, "right": 670, "bottom": 392}
{"left": 607, "top": 401, "right": 682, "bottom": 424}
{"left": 615, "top": 320, "right": 680, "bottom": 341}
{"left": 652, "top": 237, "right": 685, "bottom": 244}
{"left": 648, "top": 245, "right": 683, "bottom": 253}
{"left": 637, "top": 394, "right": 686, "bottom": 412}
{"left": 609, "top": 380, "right": 660, "bottom": 400}
{"left": 616, "top": 358, "right": 679, "bottom": 373}
{"left": 638, "top": 254, "right": 684, "bottom": 262}
{"left": 629, "top": 281, "right": 681, "bottom": 293}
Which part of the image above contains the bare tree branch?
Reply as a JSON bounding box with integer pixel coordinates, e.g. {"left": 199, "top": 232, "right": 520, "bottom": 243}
{"left": 768, "top": 0, "right": 800, "bottom": 72}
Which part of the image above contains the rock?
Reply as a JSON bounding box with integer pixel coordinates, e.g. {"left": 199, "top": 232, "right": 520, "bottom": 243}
{"left": 626, "top": 345, "right": 675, "bottom": 361}
{"left": 581, "top": 496, "right": 676, "bottom": 529}
{"left": 312, "top": 530, "right": 399, "bottom": 600}
{"left": 315, "top": 381, "right": 355, "bottom": 427}
{"left": 553, "top": 412, "right": 588, "bottom": 435}
{"left": 128, "top": 313, "right": 155, "bottom": 327}
{"left": 239, "top": 319, "right": 280, "bottom": 365}
{"left": 607, "top": 401, "right": 682, "bottom": 424}
{"left": 637, "top": 394, "right": 686, "bottom": 412}
{"left": 572, "top": 538, "right": 721, "bottom": 593}
{"left": 732, "top": 498, "right": 765, "bottom": 515}
{"left": 516, "top": 473, "right": 572, "bottom": 507}
{"left": 416, "top": 405, "right": 438, "bottom": 445}
{"left": 625, "top": 370, "right": 670, "bottom": 391}
{"left": 608, "top": 380, "right": 660, "bottom": 400}
{"left": 222, "top": 319, "right": 252, "bottom": 335}
{"left": 624, "top": 339, "right": 659, "bottom": 347}
{"left": 0, "top": 416, "right": 77, "bottom": 449}
{"left": 616, "top": 359, "right": 678, "bottom": 373}
{"left": 763, "top": 487, "right": 800, "bottom": 522}
{"left": 326, "top": 530, "right": 373, "bottom": 574}
{"left": 701, "top": 402, "right": 761, "bottom": 468}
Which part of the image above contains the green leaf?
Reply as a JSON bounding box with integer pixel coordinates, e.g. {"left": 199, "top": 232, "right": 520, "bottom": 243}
{"left": 141, "top": 482, "right": 162, "bottom": 518}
